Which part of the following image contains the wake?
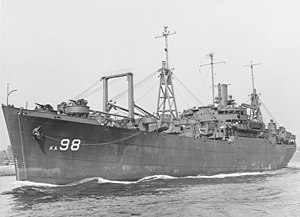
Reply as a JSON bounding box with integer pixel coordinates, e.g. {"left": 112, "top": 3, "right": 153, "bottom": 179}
{"left": 12, "top": 171, "right": 274, "bottom": 187}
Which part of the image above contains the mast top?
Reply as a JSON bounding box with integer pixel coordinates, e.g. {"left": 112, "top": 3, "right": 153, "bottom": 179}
{"left": 155, "top": 26, "right": 176, "bottom": 37}
{"left": 200, "top": 53, "right": 225, "bottom": 105}
{"left": 155, "top": 26, "right": 176, "bottom": 69}
{"left": 243, "top": 60, "right": 263, "bottom": 122}
{"left": 243, "top": 60, "right": 260, "bottom": 94}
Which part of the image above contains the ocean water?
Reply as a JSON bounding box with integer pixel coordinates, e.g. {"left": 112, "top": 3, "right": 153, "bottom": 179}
{"left": 1, "top": 151, "right": 300, "bottom": 217}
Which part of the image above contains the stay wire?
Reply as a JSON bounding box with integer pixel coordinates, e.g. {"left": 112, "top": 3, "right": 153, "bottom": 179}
{"left": 77, "top": 78, "right": 121, "bottom": 99}
{"left": 173, "top": 84, "right": 190, "bottom": 108}
{"left": 260, "top": 100, "right": 280, "bottom": 126}
{"left": 112, "top": 70, "right": 158, "bottom": 101}
{"left": 173, "top": 74, "right": 204, "bottom": 106}
{"left": 135, "top": 81, "right": 158, "bottom": 103}
{"left": 80, "top": 86, "right": 103, "bottom": 99}
{"left": 73, "top": 80, "right": 100, "bottom": 100}
{"left": 173, "top": 74, "right": 217, "bottom": 120}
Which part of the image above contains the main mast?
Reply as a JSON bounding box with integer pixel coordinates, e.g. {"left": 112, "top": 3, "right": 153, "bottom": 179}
{"left": 200, "top": 53, "right": 225, "bottom": 105}
{"left": 244, "top": 60, "right": 263, "bottom": 122}
{"left": 155, "top": 26, "right": 178, "bottom": 119}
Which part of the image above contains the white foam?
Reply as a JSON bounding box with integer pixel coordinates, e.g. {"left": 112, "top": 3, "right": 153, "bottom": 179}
{"left": 94, "top": 172, "right": 270, "bottom": 185}
{"left": 137, "top": 175, "right": 177, "bottom": 182}
{"left": 98, "top": 175, "right": 178, "bottom": 185}
{"left": 186, "top": 171, "right": 270, "bottom": 179}
{"left": 98, "top": 178, "right": 135, "bottom": 185}
{"left": 12, "top": 177, "right": 103, "bottom": 188}
{"left": 12, "top": 180, "right": 58, "bottom": 188}
{"left": 10, "top": 171, "right": 272, "bottom": 188}
{"left": 63, "top": 177, "right": 102, "bottom": 186}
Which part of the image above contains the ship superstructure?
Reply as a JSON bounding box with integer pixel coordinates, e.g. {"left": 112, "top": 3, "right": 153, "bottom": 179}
{"left": 2, "top": 27, "right": 296, "bottom": 184}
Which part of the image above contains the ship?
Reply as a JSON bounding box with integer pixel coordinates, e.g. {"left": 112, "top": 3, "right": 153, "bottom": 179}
{"left": 2, "top": 27, "right": 296, "bottom": 185}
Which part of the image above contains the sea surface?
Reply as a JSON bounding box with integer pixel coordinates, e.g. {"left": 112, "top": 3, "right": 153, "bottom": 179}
{"left": 1, "top": 150, "right": 300, "bottom": 217}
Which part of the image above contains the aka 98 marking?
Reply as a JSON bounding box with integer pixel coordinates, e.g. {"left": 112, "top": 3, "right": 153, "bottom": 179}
{"left": 60, "top": 139, "right": 81, "bottom": 151}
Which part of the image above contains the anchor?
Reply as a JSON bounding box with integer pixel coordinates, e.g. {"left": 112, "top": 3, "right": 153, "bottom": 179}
{"left": 32, "top": 126, "right": 43, "bottom": 141}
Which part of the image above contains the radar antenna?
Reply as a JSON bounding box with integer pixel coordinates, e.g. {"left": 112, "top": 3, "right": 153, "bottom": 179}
{"left": 155, "top": 26, "right": 178, "bottom": 119}
{"left": 200, "top": 53, "right": 225, "bottom": 105}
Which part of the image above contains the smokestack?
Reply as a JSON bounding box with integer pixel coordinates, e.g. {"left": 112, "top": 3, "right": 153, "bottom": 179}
{"left": 217, "top": 83, "right": 228, "bottom": 107}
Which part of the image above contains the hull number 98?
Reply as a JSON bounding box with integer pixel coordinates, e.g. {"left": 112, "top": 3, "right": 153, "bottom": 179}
{"left": 60, "top": 139, "right": 81, "bottom": 151}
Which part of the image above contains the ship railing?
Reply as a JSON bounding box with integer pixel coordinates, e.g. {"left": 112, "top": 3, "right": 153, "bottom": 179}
{"left": 89, "top": 109, "right": 132, "bottom": 120}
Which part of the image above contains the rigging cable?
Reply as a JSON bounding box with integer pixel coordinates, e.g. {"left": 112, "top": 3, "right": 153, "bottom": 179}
{"left": 173, "top": 85, "right": 190, "bottom": 108}
{"left": 173, "top": 74, "right": 217, "bottom": 120}
{"left": 73, "top": 80, "right": 100, "bottom": 100}
{"left": 73, "top": 68, "right": 132, "bottom": 100}
{"left": 75, "top": 78, "right": 122, "bottom": 100}
{"left": 260, "top": 100, "right": 280, "bottom": 126}
{"left": 135, "top": 82, "right": 158, "bottom": 103}
{"left": 198, "top": 66, "right": 210, "bottom": 99}
{"left": 111, "top": 70, "right": 158, "bottom": 101}
{"left": 80, "top": 86, "right": 103, "bottom": 99}
{"left": 173, "top": 74, "right": 204, "bottom": 106}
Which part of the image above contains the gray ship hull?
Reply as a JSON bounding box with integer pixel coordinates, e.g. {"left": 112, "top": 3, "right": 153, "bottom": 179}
{"left": 2, "top": 105, "right": 296, "bottom": 185}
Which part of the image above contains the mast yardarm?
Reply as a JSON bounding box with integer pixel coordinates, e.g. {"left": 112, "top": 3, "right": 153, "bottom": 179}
{"left": 200, "top": 53, "right": 225, "bottom": 105}
{"left": 244, "top": 60, "right": 262, "bottom": 122}
{"left": 155, "top": 26, "right": 178, "bottom": 119}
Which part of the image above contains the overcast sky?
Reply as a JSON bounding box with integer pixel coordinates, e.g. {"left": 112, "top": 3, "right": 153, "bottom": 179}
{"left": 1, "top": 0, "right": 300, "bottom": 150}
